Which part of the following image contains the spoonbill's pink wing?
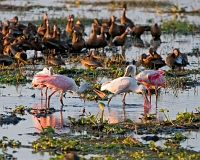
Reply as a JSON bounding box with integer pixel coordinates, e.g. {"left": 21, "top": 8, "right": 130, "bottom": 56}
{"left": 40, "top": 75, "right": 75, "bottom": 92}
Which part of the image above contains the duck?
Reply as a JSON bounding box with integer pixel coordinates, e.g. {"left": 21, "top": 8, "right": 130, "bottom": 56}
{"left": 43, "top": 54, "right": 65, "bottom": 67}
{"left": 81, "top": 51, "right": 103, "bottom": 69}
{"left": 108, "top": 15, "right": 127, "bottom": 40}
{"left": 68, "top": 29, "right": 86, "bottom": 53}
{"left": 93, "top": 17, "right": 111, "bottom": 40}
{"left": 131, "top": 25, "right": 151, "bottom": 39}
{"left": 0, "top": 54, "right": 16, "bottom": 66}
{"left": 66, "top": 14, "right": 74, "bottom": 37}
{"left": 151, "top": 23, "right": 161, "bottom": 41}
{"left": 86, "top": 23, "right": 100, "bottom": 50}
{"left": 37, "top": 13, "right": 48, "bottom": 38}
{"left": 14, "top": 52, "right": 28, "bottom": 65}
{"left": 42, "top": 20, "right": 67, "bottom": 54}
{"left": 136, "top": 48, "right": 165, "bottom": 69}
{"left": 112, "top": 27, "right": 130, "bottom": 49}
{"left": 119, "top": 3, "right": 134, "bottom": 28}
{"left": 165, "top": 48, "right": 189, "bottom": 71}
{"left": 97, "top": 26, "right": 108, "bottom": 53}
{"left": 3, "top": 28, "right": 16, "bottom": 45}
{"left": 73, "top": 20, "right": 86, "bottom": 36}
{"left": 10, "top": 16, "right": 27, "bottom": 33}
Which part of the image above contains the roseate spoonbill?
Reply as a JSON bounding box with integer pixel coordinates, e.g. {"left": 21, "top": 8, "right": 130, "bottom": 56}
{"left": 165, "top": 48, "right": 189, "bottom": 71}
{"left": 124, "top": 64, "right": 166, "bottom": 107}
{"left": 32, "top": 74, "right": 105, "bottom": 107}
{"left": 100, "top": 76, "right": 150, "bottom": 107}
{"left": 32, "top": 67, "right": 54, "bottom": 99}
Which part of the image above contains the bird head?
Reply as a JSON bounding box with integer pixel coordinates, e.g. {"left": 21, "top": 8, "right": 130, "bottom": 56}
{"left": 81, "top": 82, "right": 105, "bottom": 98}
{"left": 137, "top": 85, "right": 151, "bottom": 108}
{"left": 123, "top": 65, "right": 136, "bottom": 77}
{"left": 173, "top": 48, "right": 180, "bottom": 57}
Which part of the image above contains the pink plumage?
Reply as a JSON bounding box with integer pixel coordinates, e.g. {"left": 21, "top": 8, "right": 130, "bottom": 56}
{"left": 135, "top": 70, "right": 166, "bottom": 88}
{"left": 124, "top": 65, "right": 166, "bottom": 107}
{"left": 32, "top": 72, "right": 100, "bottom": 107}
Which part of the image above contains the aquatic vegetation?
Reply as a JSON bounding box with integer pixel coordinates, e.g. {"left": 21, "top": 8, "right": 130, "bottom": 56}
{"left": 159, "top": 108, "right": 174, "bottom": 125}
{"left": 13, "top": 105, "right": 25, "bottom": 115}
{"left": 168, "top": 3, "right": 187, "bottom": 13}
{"left": 0, "top": 136, "right": 21, "bottom": 148}
{"left": 161, "top": 19, "right": 198, "bottom": 34}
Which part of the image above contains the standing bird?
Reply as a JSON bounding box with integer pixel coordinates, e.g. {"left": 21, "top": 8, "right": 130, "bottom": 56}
{"left": 112, "top": 27, "right": 131, "bottom": 59}
{"left": 119, "top": 3, "right": 134, "bottom": 28}
{"left": 165, "top": 48, "right": 189, "bottom": 71}
{"left": 32, "top": 74, "right": 105, "bottom": 107}
{"left": 32, "top": 67, "right": 54, "bottom": 99}
{"left": 124, "top": 65, "right": 166, "bottom": 107}
{"left": 100, "top": 76, "right": 150, "bottom": 107}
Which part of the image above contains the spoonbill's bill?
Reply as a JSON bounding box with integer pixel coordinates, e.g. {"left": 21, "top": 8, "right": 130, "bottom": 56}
{"left": 124, "top": 64, "right": 166, "bottom": 107}
{"left": 100, "top": 76, "right": 150, "bottom": 107}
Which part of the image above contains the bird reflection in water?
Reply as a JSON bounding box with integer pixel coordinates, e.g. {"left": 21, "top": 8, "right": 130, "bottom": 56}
{"left": 31, "top": 102, "right": 65, "bottom": 131}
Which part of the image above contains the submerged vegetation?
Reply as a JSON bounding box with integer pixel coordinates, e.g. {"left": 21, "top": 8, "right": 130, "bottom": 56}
{"left": 1, "top": 106, "right": 200, "bottom": 159}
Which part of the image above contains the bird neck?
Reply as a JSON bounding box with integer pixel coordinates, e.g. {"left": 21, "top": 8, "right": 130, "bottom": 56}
{"left": 122, "top": 9, "right": 126, "bottom": 19}
{"left": 130, "top": 70, "right": 136, "bottom": 78}
{"left": 75, "top": 84, "right": 88, "bottom": 93}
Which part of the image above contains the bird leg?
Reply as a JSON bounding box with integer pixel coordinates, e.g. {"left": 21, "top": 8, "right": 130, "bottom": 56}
{"left": 48, "top": 90, "right": 57, "bottom": 108}
{"left": 155, "top": 87, "right": 158, "bottom": 108}
{"left": 122, "top": 92, "right": 127, "bottom": 105}
{"left": 40, "top": 87, "right": 43, "bottom": 99}
{"left": 59, "top": 91, "right": 64, "bottom": 107}
{"left": 44, "top": 87, "right": 48, "bottom": 101}
{"left": 107, "top": 94, "right": 116, "bottom": 106}
{"left": 147, "top": 88, "right": 151, "bottom": 104}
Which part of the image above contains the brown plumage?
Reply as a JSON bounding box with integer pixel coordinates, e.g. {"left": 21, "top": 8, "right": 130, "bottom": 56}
{"left": 108, "top": 15, "right": 127, "bottom": 39}
{"left": 119, "top": 3, "right": 134, "bottom": 28}
{"left": 37, "top": 13, "right": 48, "bottom": 38}
{"left": 97, "top": 26, "right": 108, "bottom": 52}
{"left": 10, "top": 16, "right": 27, "bottom": 32}
{"left": 112, "top": 27, "right": 130, "bottom": 47}
{"left": 131, "top": 25, "right": 151, "bottom": 39}
{"left": 70, "top": 30, "right": 86, "bottom": 53}
{"left": 165, "top": 48, "right": 189, "bottom": 71}
{"left": 93, "top": 18, "right": 111, "bottom": 40}
{"left": 42, "top": 20, "right": 67, "bottom": 53}
{"left": 66, "top": 14, "right": 74, "bottom": 37}
{"left": 151, "top": 23, "right": 161, "bottom": 40}
{"left": 81, "top": 51, "right": 103, "bottom": 69}
{"left": 73, "top": 20, "right": 86, "bottom": 36}
{"left": 86, "top": 23, "right": 99, "bottom": 50}
{"left": 136, "top": 48, "right": 165, "bottom": 69}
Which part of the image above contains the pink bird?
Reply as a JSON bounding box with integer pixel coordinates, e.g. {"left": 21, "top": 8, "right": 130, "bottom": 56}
{"left": 32, "top": 67, "right": 54, "bottom": 99}
{"left": 100, "top": 76, "right": 150, "bottom": 107}
{"left": 32, "top": 74, "right": 105, "bottom": 107}
{"left": 124, "top": 64, "right": 166, "bottom": 107}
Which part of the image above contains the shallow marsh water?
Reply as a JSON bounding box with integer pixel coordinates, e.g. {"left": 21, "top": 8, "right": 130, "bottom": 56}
{"left": 0, "top": 0, "right": 200, "bottom": 159}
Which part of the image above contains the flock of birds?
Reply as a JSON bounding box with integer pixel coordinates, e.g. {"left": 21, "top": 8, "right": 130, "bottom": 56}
{"left": 0, "top": 3, "right": 190, "bottom": 107}
{"left": 32, "top": 64, "right": 165, "bottom": 108}
{"left": 0, "top": 3, "right": 189, "bottom": 70}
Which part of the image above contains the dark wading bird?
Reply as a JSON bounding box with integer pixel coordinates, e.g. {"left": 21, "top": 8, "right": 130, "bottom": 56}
{"left": 124, "top": 65, "right": 166, "bottom": 107}
{"left": 32, "top": 72, "right": 105, "bottom": 107}
{"left": 136, "top": 47, "right": 165, "bottom": 70}
{"left": 165, "top": 48, "right": 189, "bottom": 71}
{"left": 119, "top": 3, "right": 134, "bottom": 28}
